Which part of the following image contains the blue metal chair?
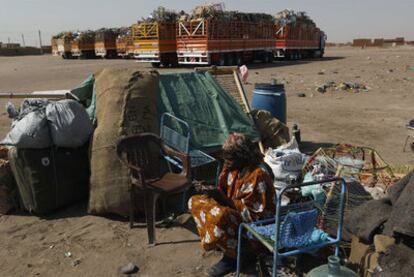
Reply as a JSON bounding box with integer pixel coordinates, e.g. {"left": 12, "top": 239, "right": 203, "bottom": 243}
{"left": 160, "top": 113, "right": 220, "bottom": 184}
{"left": 236, "top": 177, "right": 347, "bottom": 277}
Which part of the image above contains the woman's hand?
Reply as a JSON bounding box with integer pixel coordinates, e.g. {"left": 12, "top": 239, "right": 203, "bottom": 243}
{"left": 194, "top": 181, "right": 216, "bottom": 195}
{"left": 206, "top": 190, "right": 235, "bottom": 209}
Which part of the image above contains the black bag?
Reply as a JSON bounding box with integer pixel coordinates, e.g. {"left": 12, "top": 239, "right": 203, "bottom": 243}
{"left": 8, "top": 145, "right": 90, "bottom": 214}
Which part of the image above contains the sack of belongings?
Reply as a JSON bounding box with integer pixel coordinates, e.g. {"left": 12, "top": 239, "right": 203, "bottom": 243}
{"left": 2, "top": 99, "right": 93, "bottom": 149}
{"left": 46, "top": 99, "right": 94, "bottom": 148}
{"left": 88, "top": 68, "right": 160, "bottom": 216}
{"left": 251, "top": 109, "right": 290, "bottom": 149}
{"left": 2, "top": 99, "right": 51, "bottom": 148}
{"left": 264, "top": 137, "right": 307, "bottom": 189}
{"left": 9, "top": 145, "right": 90, "bottom": 214}
{"left": 0, "top": 147, "right": 19, "bottom": 214}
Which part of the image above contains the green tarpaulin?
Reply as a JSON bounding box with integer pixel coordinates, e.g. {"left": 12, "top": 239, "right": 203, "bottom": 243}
{"left": 72, "top": 71, "right": 259, "bottom": 150}
{"left": 158, "top": 72, "right": 259, "bottom": 149}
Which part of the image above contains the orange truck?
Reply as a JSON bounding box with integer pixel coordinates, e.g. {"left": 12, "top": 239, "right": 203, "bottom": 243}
{"left": 274, "top": 21, "right": 326, "bottom": 59}
{"left": 51, "top": 32, "right": 74, "bottom": 59}
{"left": 71, "top": 32, "right": 96, "bottom": 59}
{"left": 116, "top": 27, "right": 134, "bottom": 58}
{"left": 176, "top": 17, "right": 275, "bottom": 65}
{"left": 95, "top": 29, "right": 119, "bottom": 58}
{"left": 132, "top": 22, "right": 177, "bottom": 67}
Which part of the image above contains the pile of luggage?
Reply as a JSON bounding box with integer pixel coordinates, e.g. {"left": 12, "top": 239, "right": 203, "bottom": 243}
{"left": 0, "top": 69, "right": 161, "bottom": 217}
{"left": 1, "top": 99, "right": 93, "bottom": 214}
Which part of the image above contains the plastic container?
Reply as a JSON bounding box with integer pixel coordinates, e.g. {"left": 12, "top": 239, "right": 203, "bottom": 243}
{"left": 252, "top": 80, "right": 286, "bottom": 124}
{"left": 307, "top": 256, "right": 358, "bottom": 277}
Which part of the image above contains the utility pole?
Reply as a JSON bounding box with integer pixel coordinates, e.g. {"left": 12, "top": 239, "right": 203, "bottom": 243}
{"left": 7, "top": 37, "right": 10, "bottom": 44}
{"left": 38, "top": 30, "right": 43, "bottom": 54}
{"left": 21, "top": 34, "right": 26, "bottom": 47}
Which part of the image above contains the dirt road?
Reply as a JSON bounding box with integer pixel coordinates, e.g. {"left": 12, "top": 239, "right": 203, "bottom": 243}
{"left": 0, "top": 47, "right": 413, "bottom": 276}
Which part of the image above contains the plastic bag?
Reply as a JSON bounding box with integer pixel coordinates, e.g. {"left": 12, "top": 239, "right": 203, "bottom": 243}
{"left": 46, "top": 99, "right": 94, "bottom": 148}
{"left": 264, "top": 137, "right": 307, "bottom": 189}
{"left": 2, "top": 110, "right": 51, "bottom": 148}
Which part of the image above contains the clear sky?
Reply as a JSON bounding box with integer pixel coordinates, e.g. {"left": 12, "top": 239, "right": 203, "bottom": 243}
{"left": 1, "top": 0, "right": 413, "bottom": 46}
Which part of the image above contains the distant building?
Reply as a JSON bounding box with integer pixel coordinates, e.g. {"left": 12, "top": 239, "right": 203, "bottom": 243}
{"left": 1, "top": 43, "right": 21, "bottom": 49}
{"left": 353, "top": 37, "right": 406, "bottom": 47}
{"left": 353, "top": 39, "right": 373, "bottom": 47}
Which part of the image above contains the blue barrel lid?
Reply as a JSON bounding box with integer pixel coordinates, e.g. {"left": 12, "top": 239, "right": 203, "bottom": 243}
{"left": 254, "top": 83, "right": 285, "bottom": 93}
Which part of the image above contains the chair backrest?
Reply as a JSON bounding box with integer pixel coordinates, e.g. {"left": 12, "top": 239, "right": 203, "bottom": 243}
{"left": 160, "top": 113, "right": 191, "bottom": 154}
{"left": 116, "top": 133, "right": 164, "bottom": 182}
{"left": 279, "top": 208, "right": 319, "bottom": 249}
{"left": 116, "top": 132, "right": 191, "bottom": 183}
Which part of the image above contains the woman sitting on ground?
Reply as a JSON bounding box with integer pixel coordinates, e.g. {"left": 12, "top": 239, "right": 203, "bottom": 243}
{"left": 189, "top": 133, "right": 275, "bottom": 276}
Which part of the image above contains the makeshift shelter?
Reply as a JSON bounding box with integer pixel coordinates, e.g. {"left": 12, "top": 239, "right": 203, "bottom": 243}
{"left": 72, "top": 71, "right": 260, "bottom": 151}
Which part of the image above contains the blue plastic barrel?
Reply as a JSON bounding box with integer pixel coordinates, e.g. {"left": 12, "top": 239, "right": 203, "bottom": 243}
{"left": 251, "top": 82, "right": 287, "bottom": 124}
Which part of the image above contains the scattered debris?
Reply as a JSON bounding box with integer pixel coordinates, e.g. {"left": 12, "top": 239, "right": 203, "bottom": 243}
{"left": 71, "top": 259, "right": 81, "bottom": 267}
{"left": 316, "top": 81, "right": 369, "bottom": 94}
{"left": 64, "top": 251, "right": 72, "bottom": 258}
{"left": 317, "top": 71, "right": 325, "bottom": 75}
{"left": 119, "top": 263, "right": 139, "bottom": 275}
{"left": 296, "top": 92, "right": 306, "bottom": 97}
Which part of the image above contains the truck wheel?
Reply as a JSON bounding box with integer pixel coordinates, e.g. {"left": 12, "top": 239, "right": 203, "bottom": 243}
{"left": 235, "top": 54, "right": 243, "bottom": 66}
{"left": 227, "top": 53, "right": 235, "bottom": 66}
{"left": 219, "top": 54, "right": 226, "bottom": 66}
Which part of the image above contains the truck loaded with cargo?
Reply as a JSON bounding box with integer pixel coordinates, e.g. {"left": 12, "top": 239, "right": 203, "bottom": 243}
{"left": 94, "top": 28, "right": 120, "bottom": 58}
{"left": 116, "top": 27, "right": 134, "bottom": 58}
{"left": 133, "top": 7, "right": 179, "bottom": 67}
{"left": 52, "top": 32, "right": 75, "bottom": 59}
{"left": 176, "top": 4, "right": 275, "bottom": 65}
{"left": 273, "top": 10, "right": 326, "bottom": 59}
{"left": 71, "top": 31, "right": 96, "bottom": 59}
{"left": 176, "top": 5, "right": 326, "bottom": 65}
{"left": 51, "top": 6, "right": 326, "bottom": 64}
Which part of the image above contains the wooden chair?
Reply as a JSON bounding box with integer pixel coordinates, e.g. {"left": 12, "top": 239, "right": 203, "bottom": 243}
{"left": 116, "top": 133, "right": 191, "bottom": 245}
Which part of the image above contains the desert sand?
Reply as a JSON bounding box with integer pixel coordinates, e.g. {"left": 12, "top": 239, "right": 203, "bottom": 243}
{"left": 0, "top": 46, "right": 413, "bottom": 276}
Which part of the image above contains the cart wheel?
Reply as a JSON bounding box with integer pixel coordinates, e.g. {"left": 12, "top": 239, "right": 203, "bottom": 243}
{"left": 151, "top": 62, "right": 161, "bottom": 68}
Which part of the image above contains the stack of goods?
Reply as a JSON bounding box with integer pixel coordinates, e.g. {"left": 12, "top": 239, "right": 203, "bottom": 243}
{"left": 1, "top": 98, "right": 93, "bottom": 214}
{"left": 95, "top": 28, "right": 120, "bottom": 41}
{"left": 75, "top": 30, "right": 95, "bottom": 41}
{"left": 117, "top": 27, "right": 132, "bottom": 38}
{"left": 53, "top": 31, "right": 75, "bottom": 39}
{"left": 187, "top": 4, "right": 274, "bottom": 23}
{"left": 274, "top": 9, "right": 316, "bottom": 28}
{"left": 141, "top": 6, "right": 180, "bottom": 23}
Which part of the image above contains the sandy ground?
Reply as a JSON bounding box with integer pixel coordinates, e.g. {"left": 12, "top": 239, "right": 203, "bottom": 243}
{"left": 0, "top": 47, "right": 413, "bottom": 276}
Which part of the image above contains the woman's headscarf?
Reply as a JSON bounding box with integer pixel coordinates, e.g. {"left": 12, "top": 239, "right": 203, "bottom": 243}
{"left": 222, "top": 133, "right": 263, "bottom": 171}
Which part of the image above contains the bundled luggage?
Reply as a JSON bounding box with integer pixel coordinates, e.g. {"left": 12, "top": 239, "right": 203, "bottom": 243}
{"left": 1, "top": 98, "right": 94, "bottom": 214}
{"left": 88, "top": 68, "right": 160, "bottom": 216}
{"left": 9, "top": 145, "right": 90, "bottom": 214}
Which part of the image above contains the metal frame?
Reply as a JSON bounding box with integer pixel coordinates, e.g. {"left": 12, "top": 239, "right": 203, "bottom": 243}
{"left": 236, "top": 177, "right": 347, "bottom": 277}
{"left": 160, "top": 112, "right": 220, "bottom": 184}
